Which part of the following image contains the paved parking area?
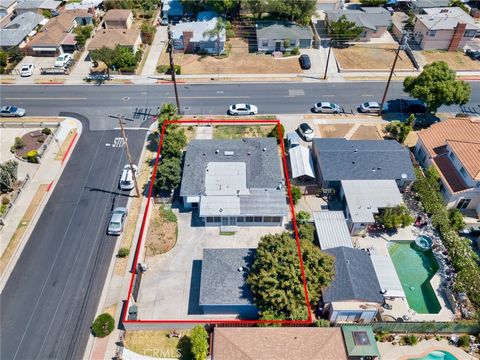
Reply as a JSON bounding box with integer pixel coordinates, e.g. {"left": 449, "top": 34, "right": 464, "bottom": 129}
{"left": 14, "top": 56, "right": 56, "bottom": 76}
{"left": 136, "top": 208, "right": 286, "bottom": 320}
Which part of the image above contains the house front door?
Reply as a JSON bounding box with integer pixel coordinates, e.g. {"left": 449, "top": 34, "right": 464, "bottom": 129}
{"left": 275, "top": 41, "right": 282, "bottom": 51}
{"left": 222, "top": 217, "right": 236, "bottom": 226}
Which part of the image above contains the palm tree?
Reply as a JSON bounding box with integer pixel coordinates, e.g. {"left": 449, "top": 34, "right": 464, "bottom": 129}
{"left": 203, "top": 18, "right": 226, "bottom": 56}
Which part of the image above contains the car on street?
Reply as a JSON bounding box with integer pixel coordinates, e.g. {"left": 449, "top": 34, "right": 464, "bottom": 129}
{"left": 299, "top": 54, "right": 311, "bottom": 70}
{"left": 20, "top": 64, "right": 34, "bottom": 77}
{"left": 359, "top": 101, "right": 381, "bottom": 113}
{"left": 313, "top": 102, "right": 343, "bottom": 114}
{"left": 400, "top": 99, "right": 427, "bottom": 115}
{"left": 297, "top": 122, "right": 315, "bottom": 141}
{"left": 54, "top": 53, "right": 72, "bottom": 68}
{"left": 0, "top": 106, "right": 26, "bottom": 117}
{"left": 119, "top": 164, "right": 138, "bottom": 191}
{"left": 465, "top": 49, "right": 480, "bottom": 61}
{"left": 107, "top": 207, "right": 128, "bottom": 235}
{"left": 228, "top": 103, "right": 258, "bottom": 115}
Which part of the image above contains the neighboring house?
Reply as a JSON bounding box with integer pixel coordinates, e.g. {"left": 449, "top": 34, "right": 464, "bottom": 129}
{"left": 180, "top": 138, "right": 288, "bottom": 228}
{"left": 25, "top": 9, "right": 93, "bottom": 56}
{"left": 103, "top": 9, "right": 133, "bottom": 29}
{"left": 413, "top": 7, "right": 479, "bottom": 51}
{"left": 64, "top": 0, "right": 103, "bottom": 13}
{"left": 162, "top": 0, "right": 183, "bottom": 22}
{"left": 15, "top": 0, "right": 62, "bottom": 15}
{"left": 0, "top": 11, "right": 44, "bottom": 49}
{"left": 411, "top": 0, "right": 451, "bottom": 13}
{"left": 211, "top": 327, "right": 349, "bottom": 359}
{"left": 172, "top": 18, "right": 225, "bottom": 54}
{"left": 325, "top": 7, "right": 392, "bottom": 41}
{"left": 316, "top": 0, "right": 341, "bottom": 11}
{"left": 256, "top": 21, "right": 313, "bottom": 53}
{"left": 322, "top": 247, "right": 383, "bottom": 323}
{"left": 199, "top": 248, "right": 257, "bottom": 318}
{"left": 311, "top": 138, "right": 415, "bottom": 190}
{"left": 289, "top": 145, "right": 315, "bottom": 181}
{"left": 0, "top": 0, "right": 17, "bottom": 26}
{"left": 313, "top": 211, "right": 353, "bottom": 250}
{"left": 342, "top": 326, "right": 381, "bottom": 360}
{"left": 339, "top": 180, "right": 404, "bottom": 235}
{"left": 414, "top": 117, "right": 480, "bottom": 214}
{"left": 87, "top": 28, "right": 141, "bottom": 53}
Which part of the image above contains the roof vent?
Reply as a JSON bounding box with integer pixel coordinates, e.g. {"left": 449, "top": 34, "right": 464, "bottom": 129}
{"left": 372, "top": 168, "right": 376, "bottom": 172}
{"left": 224, "top": 150, "right": 234, "bottom": 156}
{"left": 401, "top": 173, "right": 407, "bottom": 179}
{"left": 352, "top": 161, "right": 356, "bottom": 165}
{"left": 345, "top": 260, "right": 350, "bottom": 264}
{"left": 354, "top": 149, "right": 358, "bottom": 153}
{"left": 238, "top": 266, "right": 244, "bottom": 272}
{"left": 263, "top": 147, "right": 267, "bottom": 151}
{"left": 215, "top": 149, "right": 219, "bottom": 154}
{"left": 219, "top": 208, "right": 223, "bottom": 212}
{"left": 247, "top": 152, "right": 251, "bottom": 155}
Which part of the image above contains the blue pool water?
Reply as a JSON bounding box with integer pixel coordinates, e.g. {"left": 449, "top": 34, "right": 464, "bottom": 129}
{"left": 409, "top": 350, "right": 458, "bottom": 360}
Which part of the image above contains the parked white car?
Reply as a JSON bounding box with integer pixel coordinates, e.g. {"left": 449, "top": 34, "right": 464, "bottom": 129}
{"left": 359, "top": 101, "right": 381, "bottom": 113}
{"left": 119, "top": 164, "right": 138, "bottom": 191}
{"left": 54, "top": 53, "right": 72, "bottom": 68}
{"left": 0, "top": 106, "right": 26, "bottom": 117}
{"left": 228, "top": 103, "right": 258, "bottom": 116}
{"left": 20, "top": 64, "right": 34, "bottom": 77}
{"left": 297, "top": 122, "right": 315, "bottom": 141}
{"left": 107, "top": 207, "right": 128, "bottom": 235}
{"left": 313, "top": 102, "right": 343, "bottom": 114}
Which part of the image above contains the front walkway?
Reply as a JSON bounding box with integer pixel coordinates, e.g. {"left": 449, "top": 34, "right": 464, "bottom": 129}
{"left": 141, "top": 25, "right": 168, "bottom": 77}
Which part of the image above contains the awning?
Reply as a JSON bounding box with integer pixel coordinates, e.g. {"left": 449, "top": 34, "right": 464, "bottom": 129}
{"left": 289, "top": 146, "right": 315, "bottom": 179}
{"left": 370, "top": 251, "right": 406, "bottom": 298}
{"left": 31, "top": 47, "right": 58, "bottom": 52}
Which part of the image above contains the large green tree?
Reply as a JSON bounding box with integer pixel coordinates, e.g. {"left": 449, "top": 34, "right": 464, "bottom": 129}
{"left": 241, "top": 0, "right": 266, "bottom": 19}
{"left": 74, "top": 25, "right": 93, "bottom": 48}
{"left": 269, "top": 0, "right": 316, "bottom": 25}
{"left": 376, "top": 205, "right": 414, "bottom": 229}
{"left": 161, "top": 127, "right": 187, "bottom": 159}
{"left": 403, "top": 61, "right": 471, "bottom": 113}
{"left": 247, "top": 232, "right": 334, "bottom": 319}
{"left": 154, "top": 157, "right": 181, "bottom": 192}
{"left": 360, "top": 0, "right": 387, "bottom": 6}
{"left": 189, "top": 325, "right": 209, "bottom": 360}
{"left": 207, "top": 0, "right": 237, "bottom": 16}
{"left": 328, "top": 15, "right": 363, "bottom": 44}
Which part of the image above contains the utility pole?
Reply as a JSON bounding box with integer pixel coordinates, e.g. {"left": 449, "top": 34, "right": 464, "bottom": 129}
{"left": 323, "top": 39, "right": 333, "bottom": 80}
{"left": 380, "top": 33, "right": 407, "bottom": 114}
{"left": 108, "top": 114, "right": 140, "bottom": 197}
{"left": 167, "top": 25, "right": 181, "bottom": 115}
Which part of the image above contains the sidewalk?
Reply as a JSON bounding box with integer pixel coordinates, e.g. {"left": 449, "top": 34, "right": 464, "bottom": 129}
{"left": 0, "top": 117, "right": 82, "bottom": 290}
{"left": 141, "top": 25, "right": 168, "bottom": 77}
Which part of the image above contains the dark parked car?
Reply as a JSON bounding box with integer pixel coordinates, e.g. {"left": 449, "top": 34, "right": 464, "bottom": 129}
{"left": 400, "top": 99, "right": 427, "bottom": 115}
{"left": 465, "top": 49, "right": 480, "bottom": 61}
{"left": 299, "top": 54, "right": 311, "bottom": 70}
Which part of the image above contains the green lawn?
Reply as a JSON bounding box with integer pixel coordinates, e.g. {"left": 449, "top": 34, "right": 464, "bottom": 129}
{"left": 125, "top": 330, "right": 193, "bottom": 359}
{"left": 213, "top": 125, "right": 275, "bottom": 139}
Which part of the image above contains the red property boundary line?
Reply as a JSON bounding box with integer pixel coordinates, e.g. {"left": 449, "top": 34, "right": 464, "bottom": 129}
{"left": 122, "top": 119, "right": 312, "bottom": 325}
{"left": 61, "top": 132, "right": 78, "bottom": 165}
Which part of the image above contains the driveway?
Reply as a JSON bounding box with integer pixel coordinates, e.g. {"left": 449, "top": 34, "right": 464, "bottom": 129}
{"left": 136, "top": 209, "right": 286, "bottom": 320}
{"left": 14, "top": 56, "right": 55, "bottom": 76}
{"left": 300, "top": 48, "right": 324, "bottom": 75}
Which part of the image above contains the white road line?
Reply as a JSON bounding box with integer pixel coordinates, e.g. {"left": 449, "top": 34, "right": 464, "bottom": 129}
{"left": 5, "top": 97, "right": 87, "bottom": 100}
{"left": 166, "top": 96, "right": 250, "bottom": 99}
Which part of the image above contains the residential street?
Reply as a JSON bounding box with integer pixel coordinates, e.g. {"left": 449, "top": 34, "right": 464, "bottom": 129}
{"left": 0, "top": 115, "right": 148, "bottom": 360}
{"left": 2, "top": 82, "right": 480, "bottom": 128}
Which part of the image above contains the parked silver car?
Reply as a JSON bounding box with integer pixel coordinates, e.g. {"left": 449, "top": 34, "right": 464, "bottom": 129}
{"left": 228, "top": 103, "right": 258, "bottom": 116}
{"left": 359, "top": 101, "right": 381, "bottom": 113}
{"left": 107, "top": 207, "right": 128, "bottom": 235}
{"left": 313, "top": 102, "right": 343, "bottom": 114}
{"left": 0, "top": 106, "right": 26, "bottom": 117}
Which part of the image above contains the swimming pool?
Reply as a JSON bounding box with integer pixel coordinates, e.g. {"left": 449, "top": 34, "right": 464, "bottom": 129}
{"left": 409, "top": 350, "right": 458, "bottom": 360}
{"left": 388, "top": 241, "right": 441, "bottom": 314}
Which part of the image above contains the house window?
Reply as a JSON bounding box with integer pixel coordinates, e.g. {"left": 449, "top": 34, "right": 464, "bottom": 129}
{"left": 214, "top": 216, "right": 221, "bottom": 222}
{"left": 459, "top": 167, "right": 467, "bottom": 178}
{"left": 427, "top": 30, "right": 436, "bottom": 37}
{"left": 246, "top": 216, "right": 255, "bottom": 222}
{"left": 271, "top": 217, "right": 282, "bottom": 223}
{"left": 456, "top": 198, "right": 471, "bottom": 209}
{"left": 262, "top": 40, "right": 268, "bottom": 47}
{"left": 237, "top": 217, "right": 245, "bottom": 223}
{"left": 206, "top": 217, "right": 214, "bottom": 223}
{"left": 254, "top": 216, "right": 262, "bottom": 222}
{"left": 464, "top": 30, "right": 476, "bottom": 38}
{"left": 263, "top": 216, "right": 272, "bottom": 222}
{"left": 417, "top": 147, "right": 426, "bottom": 163}
{"left": 449, "top": 151, "right": 456, "bottom": 161}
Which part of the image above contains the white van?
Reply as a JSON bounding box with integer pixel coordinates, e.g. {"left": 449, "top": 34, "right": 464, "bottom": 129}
{"left": 119, "top": 164, "right": 138, "bottom": 191}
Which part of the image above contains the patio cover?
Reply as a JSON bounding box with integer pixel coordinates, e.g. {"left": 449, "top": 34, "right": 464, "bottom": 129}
{"left": 313, "top": 211, "right": 353, "bottom": 249}
{"left": 370, "top": 251, "right": 406, "bottom": 298}
{"left": 289, "top": 146, "right": 315, "bottom": 179}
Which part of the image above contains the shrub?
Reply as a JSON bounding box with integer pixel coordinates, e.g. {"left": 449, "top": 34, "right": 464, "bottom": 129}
{"left": 14, "top": 137, "right": 25, "bottom": 150}
{"left": 156, "top": 64, "right": 181, "bottom": 75}
{"left": 375, "top": 331, "right": 390, "bottom": 342}
{"left": 190, "top": 325, "right": 208, "bottom": 360}
{"left": 42, "top": 127, "right": 52, "bottom": 135}
{"left": 91, "top": 313, "right": 115, "bottom": 337}
{"left": 455, "top": 113, "right": 469, "bottom": 118}
{"left": 290, "top": 186, "right": 302, "bottom": 205}
{"left": 23, "top": 150, "right": 38, "bottom": 163}
{"left": 457, "top": 334, "right": 470, "bottom": 347}
{"left": 0, "top": 50, "right": 7, "bottom": 67}
{"left": 314, "top": 319, "right": 330, "bottom": 327}
{"left": 296, "top": 210, "right": 311, "bottom": 225}
{"left": 140, "top": 22, "right": 156, "bottom": 44}
{"left": 2, "top": 196, "right": 9, "bottom": 205}
{"left": 117, "top": 247, "right": 130, "bottom": 258}
{"left": 291, "top": 47, "right": 300, "bottom": 55}
{"left": 402, "top": 334, "right": 418, "bottom": 346}
{"left": 448, "top": 209, "right": 465, "bottom": 231}
{"left": 268, "top": 124, "right": 285, "bottom": 144}
{"left": 160, "top": 206, "right": 177, "bottom": 222}
{"left": 297, "top": 223, "right": 315, "bottom": 242}
{"left": 376, "top": 205, "right": 414, "bottom": 229}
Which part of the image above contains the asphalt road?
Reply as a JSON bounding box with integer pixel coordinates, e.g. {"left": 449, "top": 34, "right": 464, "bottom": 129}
{"left": 0, "top": 115, "right": 148, "bottom": 360}
{"left": 2, "top": 82, "right": 480, "bottom": 129}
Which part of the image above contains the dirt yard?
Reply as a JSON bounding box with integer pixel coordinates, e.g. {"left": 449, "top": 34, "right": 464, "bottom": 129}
{"left": 158, "top": 38, "right": 301, "bottom": 74}
{"left": 317, "top": 124, "right": 352, "bottom": 138}
{"left": 125, "top": 330, "right": 192, "bottom": 359}
{"left": 334, "top": 44, "right": 415, "bottom": 70}
{"left": 145, "top": 204, "right": 177, "bottom": 258}
{"left": 421, "top": 51, "right": 480, "bottom": 71}
{"left": 350, "top": 125, "right": 383, "bottom": 140}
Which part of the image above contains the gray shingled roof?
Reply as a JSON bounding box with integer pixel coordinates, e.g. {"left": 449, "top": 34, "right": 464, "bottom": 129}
{"left": 0, "top": 11, "right": 44, "bottom": 47}
{"left": 199, "top": 248, "right": 256, "bottom": 306}
{"left": 417, "top": 7, "right": 479, "bottom": 31}
{"left": 323, "top": 247, "right": 383, "bottom": 303}
{"left": 312, "top": 138, "right": 415, "bottom": 182}
{"left": 181, "top": 138, "right": 283, "bottom": 196}
{"left": 326, "top": 7, "right": 391, "bottom": 30}
{"left": 256, "top": 21, "right": 312, "bottom": 40}
{"left": 413, "top": 0, "right": 450, "bottom": 9}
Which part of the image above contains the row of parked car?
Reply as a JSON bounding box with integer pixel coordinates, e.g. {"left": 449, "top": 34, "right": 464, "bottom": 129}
{"left": 20, "top": 54, "right": 73, "bottom": 77}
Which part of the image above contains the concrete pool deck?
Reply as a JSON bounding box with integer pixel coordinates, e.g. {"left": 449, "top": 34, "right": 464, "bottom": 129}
{"left": 355, "top": 230, "right": 455, "bottom": 322}
{"left": 378, "top": 339, "right": 476, "bottom": 360}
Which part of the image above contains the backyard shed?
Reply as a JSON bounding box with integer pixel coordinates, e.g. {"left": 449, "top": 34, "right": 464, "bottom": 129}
{"left": 313, "top": 211, "right": 353, "bottom": 249}
{"left": 289, "top": 145, "right": 315, "bottom": 180}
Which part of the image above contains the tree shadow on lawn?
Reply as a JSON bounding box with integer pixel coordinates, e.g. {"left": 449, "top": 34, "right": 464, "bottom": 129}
{"left": 177, "top": 335, "right": 193, "bottom": 360}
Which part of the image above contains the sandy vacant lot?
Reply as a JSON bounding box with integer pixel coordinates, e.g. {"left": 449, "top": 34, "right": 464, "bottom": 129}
{"left": 335, "top": 44, "right": 415, "bottom": 70}
{"left": 158, "top": 38, "right": 301, "bottom": 74}
{"left": 422, "top": 51, "right": 480, "bottom": 71}
{"left": 317, "top": 124, "right": 383, "bottom": 140}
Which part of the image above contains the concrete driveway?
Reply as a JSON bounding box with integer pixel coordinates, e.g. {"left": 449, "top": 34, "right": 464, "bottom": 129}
{"left": 300, "top": 48, "right": 324, "bottom": 76}
{"left": 14, "top": 56, "right": 56, "bottom": 76}
{"left": 136, "top": 208, "right": 286, "bottom": 320}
